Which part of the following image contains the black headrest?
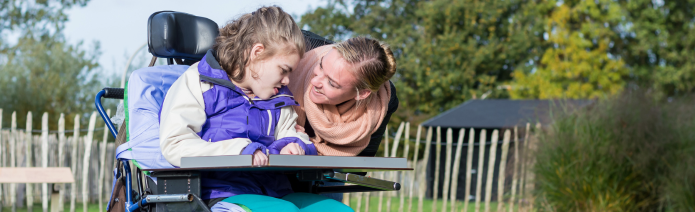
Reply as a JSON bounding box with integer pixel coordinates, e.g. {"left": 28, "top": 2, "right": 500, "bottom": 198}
{"left": 148, "top": 11, "right": 219, "bottom": 60}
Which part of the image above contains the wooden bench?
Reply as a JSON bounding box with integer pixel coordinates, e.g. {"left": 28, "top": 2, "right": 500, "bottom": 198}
{"left": 0, "top": 168, "right": 74, "bottom": 212}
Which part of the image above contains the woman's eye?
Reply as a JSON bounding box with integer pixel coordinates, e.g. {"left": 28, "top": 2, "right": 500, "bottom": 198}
{"left": 328, "top": 80, "right": 336, "bottom": 88}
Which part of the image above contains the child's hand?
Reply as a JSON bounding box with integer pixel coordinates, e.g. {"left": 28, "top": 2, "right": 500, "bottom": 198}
{"left": 280, "top": 143, "right": 305, "bottom": 155}
{"left": 294, "top": 124, "right": 305, "bottom": 133}
{"left": 252, "top": 149, "right": 268, "bottom": 166}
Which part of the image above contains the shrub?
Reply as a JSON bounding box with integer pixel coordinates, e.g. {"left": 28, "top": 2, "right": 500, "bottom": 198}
{"left": 532, "top": 91, "right": 695, "bottom": 211}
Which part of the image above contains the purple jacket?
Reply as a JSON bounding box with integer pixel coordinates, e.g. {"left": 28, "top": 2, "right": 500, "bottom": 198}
{"left": 194, "top": 50, "right": 317, "bottom": 199}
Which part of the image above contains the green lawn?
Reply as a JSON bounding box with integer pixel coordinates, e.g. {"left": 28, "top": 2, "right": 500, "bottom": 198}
{"left": 348, "top": 195, "right": 511, "bottom": 212}
{"left": 4, "top": 197, "right": 514, "bottom": 212}
{"left": 3, "top": 203, "right": 102, "bottom": 212}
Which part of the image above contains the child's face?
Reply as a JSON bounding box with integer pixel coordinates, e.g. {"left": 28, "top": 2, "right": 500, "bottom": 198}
{"left": 246, "top": 47, "right": 300, "bottom": 100}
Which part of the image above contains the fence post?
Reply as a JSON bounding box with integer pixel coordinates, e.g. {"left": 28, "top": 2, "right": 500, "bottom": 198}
{"left": 528, "top": 123, "right": 541, "bottom": 211}
{"left": 474, "top": 129, "right": 487, "bottom": 212}
{"left": 11, "top": 111, "right": 17, "bottom": 212}
{"left": 463, "top": 128, "right": 475, "bottom": 212}
{"left": 484, "top": 130, "right": 499, "bottom": 212}
{"left": 416, "top": 127, "right": 432, "bottom": 212}
{"left": 364, "top": 191, "right": 371, "bottom": 212}
{"left": 407, "top": 125, "right": 422, "bottom": 212}
{"left": 497, "top": 130, "right": 511, "bottom": 212}
{"left": 344, "top": 191, "right": 351, "bottom": 208}
{"left": 441, "top": 128, "right": 453, "bottom": 212}
{"left": 450, "top": 128, "right": 465, "bottom": 212}
{"left": 386, "top": 122, "right": 404, "bottom": 212}
{"left": 432, "top": 127, "right": 442, "bottom": 212}
{"left": 82, "top": 112, "right": 97, "bottom": 212}
{"left": 398, "top": 122, "right": 410, "bottom": 212}
{"left": 0, "top": 109, "right": 2, "bottom": 209}
{"left": 356, "top": 192, "right": 363, "bottom": 212}
{"left": 58, "top": 114, "right": 66, "bottom": 212}
{"left": 41, "top": 113, "right": 49, "bottom": 212}
{"left": 508, "top": 127, "right": 518, "bottom": 212}
{"left": 518, "top": 123, "right": 530, "bottom": 210}
{"left": 0, "top": 109, "right": 3, "bottom": 209}
{"left": 70, "top": 115, "right": 80, "bottom": 212}
{"left": 98, "top": 109, "right": 110, "bottom": 212}
{"left": 26, "top": 111, "right": 34, "bottom": 212}
{"left": 0, "top": 109, "right": 3, "bottom": 210}
{"left": 378, "top": 126, "right": 388, "bottom": 212}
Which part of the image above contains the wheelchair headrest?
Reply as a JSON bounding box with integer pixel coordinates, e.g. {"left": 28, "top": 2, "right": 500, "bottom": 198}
{"left": 148, "top": 11, "right": 219, "bottom": 60}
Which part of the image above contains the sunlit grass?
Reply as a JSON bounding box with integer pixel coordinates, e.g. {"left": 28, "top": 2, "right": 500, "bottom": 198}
{"left": 348, "top": 195, "right": 507, "bottom": 212}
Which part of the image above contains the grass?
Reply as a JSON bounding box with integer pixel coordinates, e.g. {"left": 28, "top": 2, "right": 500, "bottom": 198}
{"left": 3, "top": 203, "right": 102, "bottom": 212}
{"left": 5, "top": 199, "right": 505, "bottom": 212}
{"left": 347, "top": 195, "right": 506, "bottom": 212}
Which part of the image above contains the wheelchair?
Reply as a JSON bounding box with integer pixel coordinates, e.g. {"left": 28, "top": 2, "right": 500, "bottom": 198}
{"left": 95, "top": 11, "right": 407, "bottom": 212}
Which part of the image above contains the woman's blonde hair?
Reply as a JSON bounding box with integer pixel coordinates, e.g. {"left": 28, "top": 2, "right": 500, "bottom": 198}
{"left": 213, "top": 6, "right": 305, "bottom": 82}
{"left": 333, "top": 37, "right": 397, "bottom": 95}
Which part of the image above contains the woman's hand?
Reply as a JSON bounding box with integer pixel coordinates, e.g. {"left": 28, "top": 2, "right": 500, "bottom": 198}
{"left": 252, "top": 149, "right": 268, "bottom": 166}
{"left": 280, "top": 143, "right": 305, "bottom": 155}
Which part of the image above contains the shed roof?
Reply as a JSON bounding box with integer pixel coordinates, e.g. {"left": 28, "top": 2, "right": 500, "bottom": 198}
{"left": 422, "top": 99, "right": 592, "bottom": 129}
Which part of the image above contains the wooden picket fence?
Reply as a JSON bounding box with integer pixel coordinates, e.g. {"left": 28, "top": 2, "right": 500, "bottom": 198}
{"left": 0, "top": 109, "right": 538, "bottom": 212}
{"left": 344, "top": 122, "right": 539, "bottom": 212}
{"left": 0, "top": 110, "right": 116, "bottom": 212}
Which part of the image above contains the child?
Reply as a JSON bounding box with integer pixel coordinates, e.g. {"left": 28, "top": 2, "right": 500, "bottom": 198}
{"left": 158, "top": 6, "right": 352, "bottom": 212}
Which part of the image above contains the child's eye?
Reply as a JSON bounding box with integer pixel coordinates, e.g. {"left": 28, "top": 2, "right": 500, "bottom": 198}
{"left": 282, "top": 68, "right": 289, "bottom": 74}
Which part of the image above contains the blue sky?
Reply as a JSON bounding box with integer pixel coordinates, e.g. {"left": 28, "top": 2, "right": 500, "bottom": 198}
{"left": 62, "top": 0, "right": 326, "bottom": 78}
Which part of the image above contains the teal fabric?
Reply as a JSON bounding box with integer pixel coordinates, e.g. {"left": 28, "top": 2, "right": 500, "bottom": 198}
{"left": 221, "top": 194, "right": 300, "bottom": 212}
{"left": 282, "top": 193, "right": 354, "bottom": 212}
{"left": 220, "top": 193, "right": 353, "bottom": 212}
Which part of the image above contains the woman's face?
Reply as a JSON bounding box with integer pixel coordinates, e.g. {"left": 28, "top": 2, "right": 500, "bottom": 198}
{"left": 246, "top": 44, "right": 300, "bottom": 99}
{"left": 308, "top": 49, "right": 360, "bottom": 105}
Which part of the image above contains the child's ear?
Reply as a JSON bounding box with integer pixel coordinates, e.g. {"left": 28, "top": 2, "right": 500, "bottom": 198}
{"left": 249, "top": 43, "right": 265, "bottom": 61}
{"left": 355, "top": 89, "right": 372, "bottom": 100}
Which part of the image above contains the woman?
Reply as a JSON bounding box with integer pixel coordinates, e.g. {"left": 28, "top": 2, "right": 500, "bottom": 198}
{"left": 289, "top": 36, "right": 398, "bottom": 157}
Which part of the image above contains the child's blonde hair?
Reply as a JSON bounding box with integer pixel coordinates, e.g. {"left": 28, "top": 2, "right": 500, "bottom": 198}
{"left": 213, "top": 6, "right": 305, "bottom": 82}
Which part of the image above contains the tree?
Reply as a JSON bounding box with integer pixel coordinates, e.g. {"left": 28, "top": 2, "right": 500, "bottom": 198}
{"left": 0, "top": 35, "right": 101, "bottom": 125}
{"left": 510, "top": 0, "right": 628, "bottom": 99}
{"left": 300, "top": 0, "right": 543, "bottom": 121}
{"left": 0, "top": 0, "right": 101, "bottom": 129}
{"left": 614, "top": 0, "right": 695, "bottom": 97}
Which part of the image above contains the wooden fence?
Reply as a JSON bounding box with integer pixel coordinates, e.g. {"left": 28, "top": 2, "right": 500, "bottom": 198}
{"left": 0, "top": 110, "right": 116, "bottom": 212}
{"left": 0, "top": 109, "right": 538, "bottom": 212}
{"left": 344, "top": 123, "right": 538, "bottom": 212}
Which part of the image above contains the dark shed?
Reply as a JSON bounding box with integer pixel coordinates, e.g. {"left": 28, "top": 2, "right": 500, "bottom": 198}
{"left": 421, "top": 99, "right": 591, "bottom": 202}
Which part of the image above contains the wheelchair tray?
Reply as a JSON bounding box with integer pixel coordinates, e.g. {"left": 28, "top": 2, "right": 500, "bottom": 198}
{"left": 142, "top": 155, "right": 412, "bottom": 172}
